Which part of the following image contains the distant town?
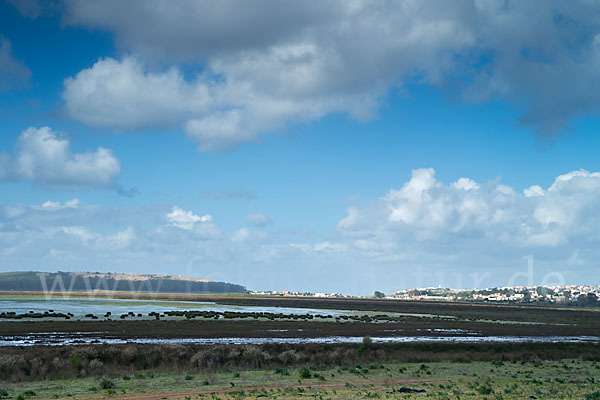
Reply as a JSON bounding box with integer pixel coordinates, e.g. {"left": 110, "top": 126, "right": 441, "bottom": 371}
{"left": 250, "top": 284, "right": 600, "bottom": 306}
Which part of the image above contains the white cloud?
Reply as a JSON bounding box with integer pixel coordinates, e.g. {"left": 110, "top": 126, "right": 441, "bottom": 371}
{"left": 313, "top": 241, "right": 347, "bottom": 252}
{"left": 339, "top": 168, "right": 600, "bottom": 249}
{"left": 59, "top": 1, "right": 600, "bottom": 148}
{"left": 2, "top": 171, "right": 600, "bottom": 293}
{"left": 524, "top": 185, "right": 545, "bottom": 197}
{"left": 60, "top": 226, "right": 97, "bottom": 243}
{"left": 231, "top": 227, "right": 267, "bottom": 243}
{"left": 62, "top": 57, "right": 212, "bottom": 131}
{"left": 56, "top": 225, "right": 135, "bottom": 250}
{"left": 101, "top": 226, "right": 135, "bottom": 250}
{"left": 452, "top": 178, "right": 480, "bottom": 191}
{"left": 62, "top": 55, "right": 365, "bottom": 151}
{"left": 0, "top": 127, "right": 120, "bottom": 189}
{"left": 166, "top": 206, "right": 212, "bottom": 230}
{"left": 247, "top": 213, "right": 271, "bottom": 227}
{"left": 0, "top": 37, "right": 30, "bottom": 91}
{"left": 34, "top": 198, "right": 80, "bottom": 211}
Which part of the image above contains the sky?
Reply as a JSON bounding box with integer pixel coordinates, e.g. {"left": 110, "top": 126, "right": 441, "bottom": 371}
{"left": 1, "top": 0, "right": 600, "bottom": 295}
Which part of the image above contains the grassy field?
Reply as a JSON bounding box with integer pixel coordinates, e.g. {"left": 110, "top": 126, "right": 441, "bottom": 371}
{"left": 2, "top": 359, "right": 600, "bottom": 399}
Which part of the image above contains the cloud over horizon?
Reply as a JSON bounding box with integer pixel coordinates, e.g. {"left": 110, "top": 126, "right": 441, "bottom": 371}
{"left": 0, "top": 126, "right": 121, "bottom": 190}
{"left": 1, "top": 168, "right": 600, "bottom": 293}
{"left": 57, "top": 0, "right": 600, "bottom": 149}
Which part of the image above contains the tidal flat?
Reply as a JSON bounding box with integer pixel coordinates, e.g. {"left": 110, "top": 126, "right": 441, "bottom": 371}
{"left": 2, "top": 293, "right": 600, "bottom": 345}
{"left": 2, "top": 294, "right": 600, "bottom": 399}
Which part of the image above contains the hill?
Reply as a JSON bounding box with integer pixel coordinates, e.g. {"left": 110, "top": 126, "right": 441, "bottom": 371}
{"left": 0, "top": 271, "right": 246, "bottom": 294}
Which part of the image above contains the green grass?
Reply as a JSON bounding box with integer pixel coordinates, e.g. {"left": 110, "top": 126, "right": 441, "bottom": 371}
{"left": 2, "top": 360, "right": 600, "bottom": 399}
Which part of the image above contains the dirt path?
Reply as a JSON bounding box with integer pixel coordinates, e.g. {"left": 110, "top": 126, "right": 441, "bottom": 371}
{"left": 87, "top": 375, "right": 479, "bottom": 400}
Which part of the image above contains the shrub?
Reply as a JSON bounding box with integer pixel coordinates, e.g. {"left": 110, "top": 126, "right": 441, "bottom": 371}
{"left": 100, "top": 378, "right": 116, "bottom": 389}
{"left": 88, "top": 358, "right": 104, "bottom": 373}
{"left": 477, "top": 385, "right": 494, "bottom": 395}
{"left": 69, "top": 354, "right": 82, "bottom": 371}
{"left": 299, "top": 368, "right": 311, "bottom": 379}
{"left": 278, "top": 350, "right": 299, "bottom": 364}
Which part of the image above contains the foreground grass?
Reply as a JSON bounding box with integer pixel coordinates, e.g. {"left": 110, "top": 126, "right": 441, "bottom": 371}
{"left": 3, "top": 360, "right": 600, "bottom": 399}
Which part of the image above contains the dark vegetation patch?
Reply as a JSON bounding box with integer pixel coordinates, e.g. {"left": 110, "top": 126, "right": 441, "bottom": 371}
{"left": 1, "top": 342, "right": 600, "bottom": 382}
{"left": 212, "top": 295, "right": 600, "bottom": 323}
{"left": 2, "top": 314, "right": 599, "bottom": 338}
{"left": 0, "top": 271, "right": 246, "bottom": 294}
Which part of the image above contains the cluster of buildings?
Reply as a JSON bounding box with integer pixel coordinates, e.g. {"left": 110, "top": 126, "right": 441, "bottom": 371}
{"left": 389, "top": 285, "right": 600, "bottom": 305}
{"left": 249, "top": 290, "right": 347, "bottom": 298}
{"left": 251, "top": 285, "right": 600, "bottom": 306}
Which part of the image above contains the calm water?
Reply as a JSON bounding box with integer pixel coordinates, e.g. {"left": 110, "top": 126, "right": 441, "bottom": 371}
{"left": 0, "top": 296, "right": 452, "bottom": 320}
{"left": 0, "top": 333, "right": 598, "bottom": 347}
{"left": 2, "top": 296, "right": 588, "bottom": 347}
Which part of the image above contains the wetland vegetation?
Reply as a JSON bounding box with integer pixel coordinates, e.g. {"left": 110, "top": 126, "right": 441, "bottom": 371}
{"left": 2, "top": 343, "right": 600, "bottom": 398}
{"left": 2, "top": 294, "right": 600, "bottom": 398}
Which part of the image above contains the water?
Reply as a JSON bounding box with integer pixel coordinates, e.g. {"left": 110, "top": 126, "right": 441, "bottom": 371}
{"left": 0, "top": 332, "right": 598, "bottom": 347}
{"left": 2, "top": 296, "right": 589, "bottom": 347}
{"left": 0, "top": 296, "right": 453, "bottom": 320}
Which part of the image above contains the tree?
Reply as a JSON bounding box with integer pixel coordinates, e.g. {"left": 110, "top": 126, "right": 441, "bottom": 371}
{"left": 373, "top": 291, "right": 385, "bottom": 298}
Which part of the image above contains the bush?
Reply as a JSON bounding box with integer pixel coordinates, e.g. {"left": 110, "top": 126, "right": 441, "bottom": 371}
{"left": 299, "top": 368, "right": 311, "bottom": 379}
{"left": 69, "top": 354, "right": 82, "bottom": 371}
{"left": 477, "top": 385, "right": 494, "bottom": 395}
{"left": 3, "top": 342, "right": 600, "bottom": 383}
{"left": 586, "top": 392, "right": 600, "bottom": 400}
{"left": 100, "top": 378, "right": 116, "bottom": 389}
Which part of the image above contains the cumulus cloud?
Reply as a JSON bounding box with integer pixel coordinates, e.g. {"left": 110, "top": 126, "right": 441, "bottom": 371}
{"left": 59, "top": 0, "right": 600, "bottom": 149}
{"left": 524, "top": 185, "right": 545, "bottom": 197}
{"left": 0, "top": 126, "right": 120, "bottom": 189}
{"left": 339, "top": 168, "right": 600, "bottom": 249}
{"left": 2, "top": 173, "right": 600, "bottom": 293}
{"left": 247, "top": 213, "right": 271, "bottom": 227}
{"left": 0, "top": 37, "right": 31, "bottom": 91}
{"left": 166, "top": 206, "right": 212, "bottom": 230}
{"left": 62, "top": 55, "right": 362, "bottom": 150}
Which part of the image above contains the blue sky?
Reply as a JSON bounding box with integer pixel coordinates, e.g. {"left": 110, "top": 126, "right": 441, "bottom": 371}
{"left": 1, "top": 1, "right": 600, "bottom": 294}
